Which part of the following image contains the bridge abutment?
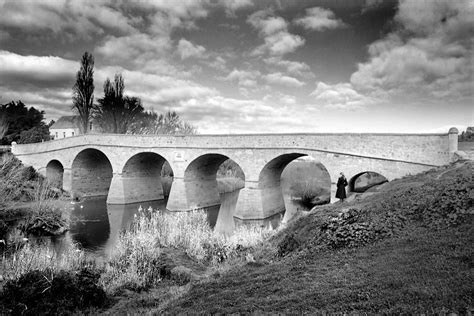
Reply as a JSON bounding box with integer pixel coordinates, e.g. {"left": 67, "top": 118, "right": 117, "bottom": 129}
{"left": 166, "top": 177, "right": 189, "bottom": 211}
{"left": 63, "top": 168, "right": 72, "bottom": 193}
{"left": 107, "top": 173, "right": 166, "bottom": 204}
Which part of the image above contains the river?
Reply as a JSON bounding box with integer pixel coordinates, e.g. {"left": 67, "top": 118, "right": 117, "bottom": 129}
{"left": 39, "top": 196, "right": 282, "bottom": 257}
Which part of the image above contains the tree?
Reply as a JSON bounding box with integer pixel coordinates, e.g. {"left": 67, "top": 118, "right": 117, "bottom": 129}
{"left": 0, "top": 110, "right": 8, "bottom": 139}
{"left": 72, "top": 52, "right": 95, "bottom": 134}
{"left": 0, "top": 101, "right": 50, "bottom": 144}
{"left": 18, "top": 125, "right": 51, "bottom": 144}
{"left": 128, "top": 110, "right": 196, "bottom": 135}
{"left": 93, "top": 74, "right": 144, "bottom": 134}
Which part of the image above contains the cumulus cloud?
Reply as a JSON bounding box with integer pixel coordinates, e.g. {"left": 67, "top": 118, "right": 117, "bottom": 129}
{"left": 0, "top": 50, "right": 217, "bottom": 119}
{"left": 248, "top": 10, "right": 305, "bottom": 56}
{"left": 96, "top": 33, "right": 172, "bottom": 66}
{"left": 177, "top": 95, "right": 314, "bottom": 134}
{"left": 0, "top": 50, "right": 76, "bottom": 88}
{"left": 177, "top": 39, "right": 207, "bottom": 59}
{"left": 350, "top": 0, "right": 473, "bottom": 102}
{"left": 294, "top": 7, "right": 346, "bottom": 31}
{"left": 224, "top": 69, "right": 261, "bottom": 87}
{"left": 310, "top": 82, "right": 378, "bottom": 110}
{"left": 263, "top": 57, "right": 313, "bottom": 77}
{"left": 0, "top": 0, "right": 137, "bottom": 39}
{"left": 264, "top": 72, "right": 305, "bottom": 87}
{"left": 217, "top": 0, "right": 253, "bottom": 17}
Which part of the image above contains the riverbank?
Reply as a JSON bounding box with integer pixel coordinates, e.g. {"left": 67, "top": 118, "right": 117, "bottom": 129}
{"left": 1, "top": 160, "right": 472, "bottom": 314}
{"left": 115, "top": 160, "right": 473, "bottom": 314}
{"left": 0, "top": 154, "right": 70, "bottom": 249}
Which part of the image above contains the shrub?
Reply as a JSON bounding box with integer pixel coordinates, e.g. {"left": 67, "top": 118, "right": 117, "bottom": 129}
{"left": 290, "top": 181, "right": 330, "bottom": 209}
{"left": 0, "top": 268, "right": 106, "bottom": 315}
{"left": 277, "top": 233, "right": 300, "bottom": 257}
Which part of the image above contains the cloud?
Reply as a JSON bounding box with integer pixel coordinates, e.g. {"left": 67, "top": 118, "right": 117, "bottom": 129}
{"left": 224, "top": 69, "right": 261, "bottom": 87}
{"left": 263, "top": 57, "right": 313, "bottom": 77}
{"left": 350, "top": 0, "right": 473, "bottom": 102}
{"left": 310, "top": 82, "right": 378, "bottom": 110}
{"left": 294, "top": 7, "right": 346, "bottom": 31}
{"left": 217, "top": 0, "right": 253, "bottom": 17}
{"left": 248, "top": 10, "right": 305, "bottom": 56}
{"left": 264, "top": 72, "right": 305, "bottom": 87}
{"left": 177, "top": 39, "right": 207, "bottom": 60}
{"left": 177, "top": 95, "right": 314, "bottom": 134}
{"left": 0, "top": 50, "right": 76, "bottom": 88}
{"left": 208, "top": 56, "right": 227, "bottom": 71}
{"left": 0, "top": 50, "right": 217, "bottom": 120}
{"left": 95, "top": 33, "right": 172, "bottom": 67}
{"left": 0, "top": 1, "right": 137, "bottom": 39}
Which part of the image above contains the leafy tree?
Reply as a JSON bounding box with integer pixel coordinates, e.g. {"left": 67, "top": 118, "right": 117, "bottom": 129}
{"left": 72, "top": 52, "right": 95, "bottom": 134}
{"left": 128, "top": 110, "right": 196, "bottom": 135}
{"left": 0, "top": 101, "right": 50, "bottom": 144}
{"left": 18, "top": 125, "right": 51, "bottom": 144}
{"left": 93, "top": 74, "right": 144, "bottom": 134}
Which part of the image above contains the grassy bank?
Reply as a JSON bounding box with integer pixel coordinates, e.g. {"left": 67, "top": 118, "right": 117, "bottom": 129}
{"left": 0, "top": 154, "right": 70, "bottom": 252}
{"left": 163, "top": 160, "right": 473, "bottom": 314}
{"left": 0, "top": 207, "right": 273, "bottom": 314}
{"left": 1, "top": 160, "right": 472, "bottom": 314}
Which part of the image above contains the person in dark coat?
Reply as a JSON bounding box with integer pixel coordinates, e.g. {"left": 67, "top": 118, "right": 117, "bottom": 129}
{"left": 336, "top": 172, "right": 348, "bottom": 202}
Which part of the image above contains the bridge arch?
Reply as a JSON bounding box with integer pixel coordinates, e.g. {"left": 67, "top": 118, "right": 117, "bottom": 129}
{"left": 182, "top": 153, "right": 245, "bottom": 210}
{"left": 258, "top": 153, "right": 332, "bottom": 220}
{"left": 120, "top": 152, "right": 172, "bottom": 203}
{"left": 348, "top": 171, "right": 388, "bottom": 193}
{"left": 71, "top": 148, "right": 113, "bottom": 198}
{"left": 46, "top": 159, "right": 64, "bottom": 189}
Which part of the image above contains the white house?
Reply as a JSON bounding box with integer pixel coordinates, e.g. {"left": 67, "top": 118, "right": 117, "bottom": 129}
{"left": 50, "top": 116, "right": 81, "bottom": 139}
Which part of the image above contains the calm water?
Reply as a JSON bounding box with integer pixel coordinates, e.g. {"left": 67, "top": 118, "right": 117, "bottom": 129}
{"left": 44, "top": 196, "right": 281, "bottom": 256}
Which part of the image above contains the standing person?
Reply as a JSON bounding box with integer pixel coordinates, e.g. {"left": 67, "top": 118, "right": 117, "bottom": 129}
{"left": 336, "top": 172, "right": 348, "bottom": 202}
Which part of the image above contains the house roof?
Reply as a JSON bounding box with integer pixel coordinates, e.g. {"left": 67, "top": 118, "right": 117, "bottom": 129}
{"left": 50, "top": 116, "right": 81, "bottom": 130}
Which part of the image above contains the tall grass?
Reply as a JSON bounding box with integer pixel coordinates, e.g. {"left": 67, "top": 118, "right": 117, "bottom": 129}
{"left": 1, "top": 242, "right": 89, "bottom": 281}
{"left": 102, "top": 209, "right": 274, "bottom": 293}
{"left": 0, "top": 154, "right": 39, "bottom": 206}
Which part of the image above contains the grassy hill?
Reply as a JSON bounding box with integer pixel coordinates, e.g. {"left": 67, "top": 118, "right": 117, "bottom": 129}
{"left": 160, "top": 160, "right": 473, "bottom": 314}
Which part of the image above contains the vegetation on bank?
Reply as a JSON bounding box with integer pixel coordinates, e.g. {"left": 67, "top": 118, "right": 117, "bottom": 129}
{"left": 1, "top": 160, "right": 472, "bottom": 314}
{"left": 0, "top": 154, "right": 69, "bottom": 246}
{"left": 164, "top": 161, "right": 473, "bottom": 314}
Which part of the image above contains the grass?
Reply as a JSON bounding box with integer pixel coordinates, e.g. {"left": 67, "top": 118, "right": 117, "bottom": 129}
{"left": 2, "top": 159, "right": 472, "bottom": 314}
{"left": 162, "top": 161, "right": 473, "bottom": 314}
{"left": 101, "top": 208, "right": 273, "bottom": 295}
{"left": 289, "top": 180, "right": 330, "bottom": 208}
{"left": 1, "top": 242, "right": 90, "bottom": 282}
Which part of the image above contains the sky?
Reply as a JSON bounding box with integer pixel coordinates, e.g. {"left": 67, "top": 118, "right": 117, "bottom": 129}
{"left": 0, "top": 0, "right": 472, "bottom": 134}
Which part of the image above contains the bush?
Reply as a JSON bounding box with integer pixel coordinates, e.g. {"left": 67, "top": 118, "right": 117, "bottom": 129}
{"left": 277, "top": 233, "right": 300, "bottom": 257}
{"left": 0, "top": 268, "right": 107, "bottom": 315}
{"left": 290, "top": 181, "right": 330, "bottom": 209}
{"left": 317, "top": 171, "right": 472, "bottom": 250}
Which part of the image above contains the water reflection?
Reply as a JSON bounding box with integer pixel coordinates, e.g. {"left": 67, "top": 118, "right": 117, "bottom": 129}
{"left": 64, "top": 195, "right": 281, "bottom": 255}
{"left": 68, "top": 197, "right": 166, "bottom": 254}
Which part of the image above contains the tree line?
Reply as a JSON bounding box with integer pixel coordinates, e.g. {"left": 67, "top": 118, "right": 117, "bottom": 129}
{"left": 0, "top": 52, "right": 195, "bottom": 145}
{"left": 73, "top": 52, "right": 195, "bottom": 135}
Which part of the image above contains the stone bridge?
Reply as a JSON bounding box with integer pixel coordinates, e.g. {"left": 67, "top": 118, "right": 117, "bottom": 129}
{"left": 11, "top": 129, "right": 458, "bottom": 221}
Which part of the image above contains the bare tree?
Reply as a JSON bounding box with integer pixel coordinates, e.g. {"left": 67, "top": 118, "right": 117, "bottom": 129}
{"left": 128, "top": 110, "right": 196, "bottom": 135}
{"left": 94, "top": 74, "right": 144, "bottom": 133}
{"left": 72, "top": 52, "right": 95, "bottom": 134}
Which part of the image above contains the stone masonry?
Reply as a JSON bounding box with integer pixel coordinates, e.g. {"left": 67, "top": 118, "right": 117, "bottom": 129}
{"left": 11, "top": 129, "right": 458, "bottom": 220}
